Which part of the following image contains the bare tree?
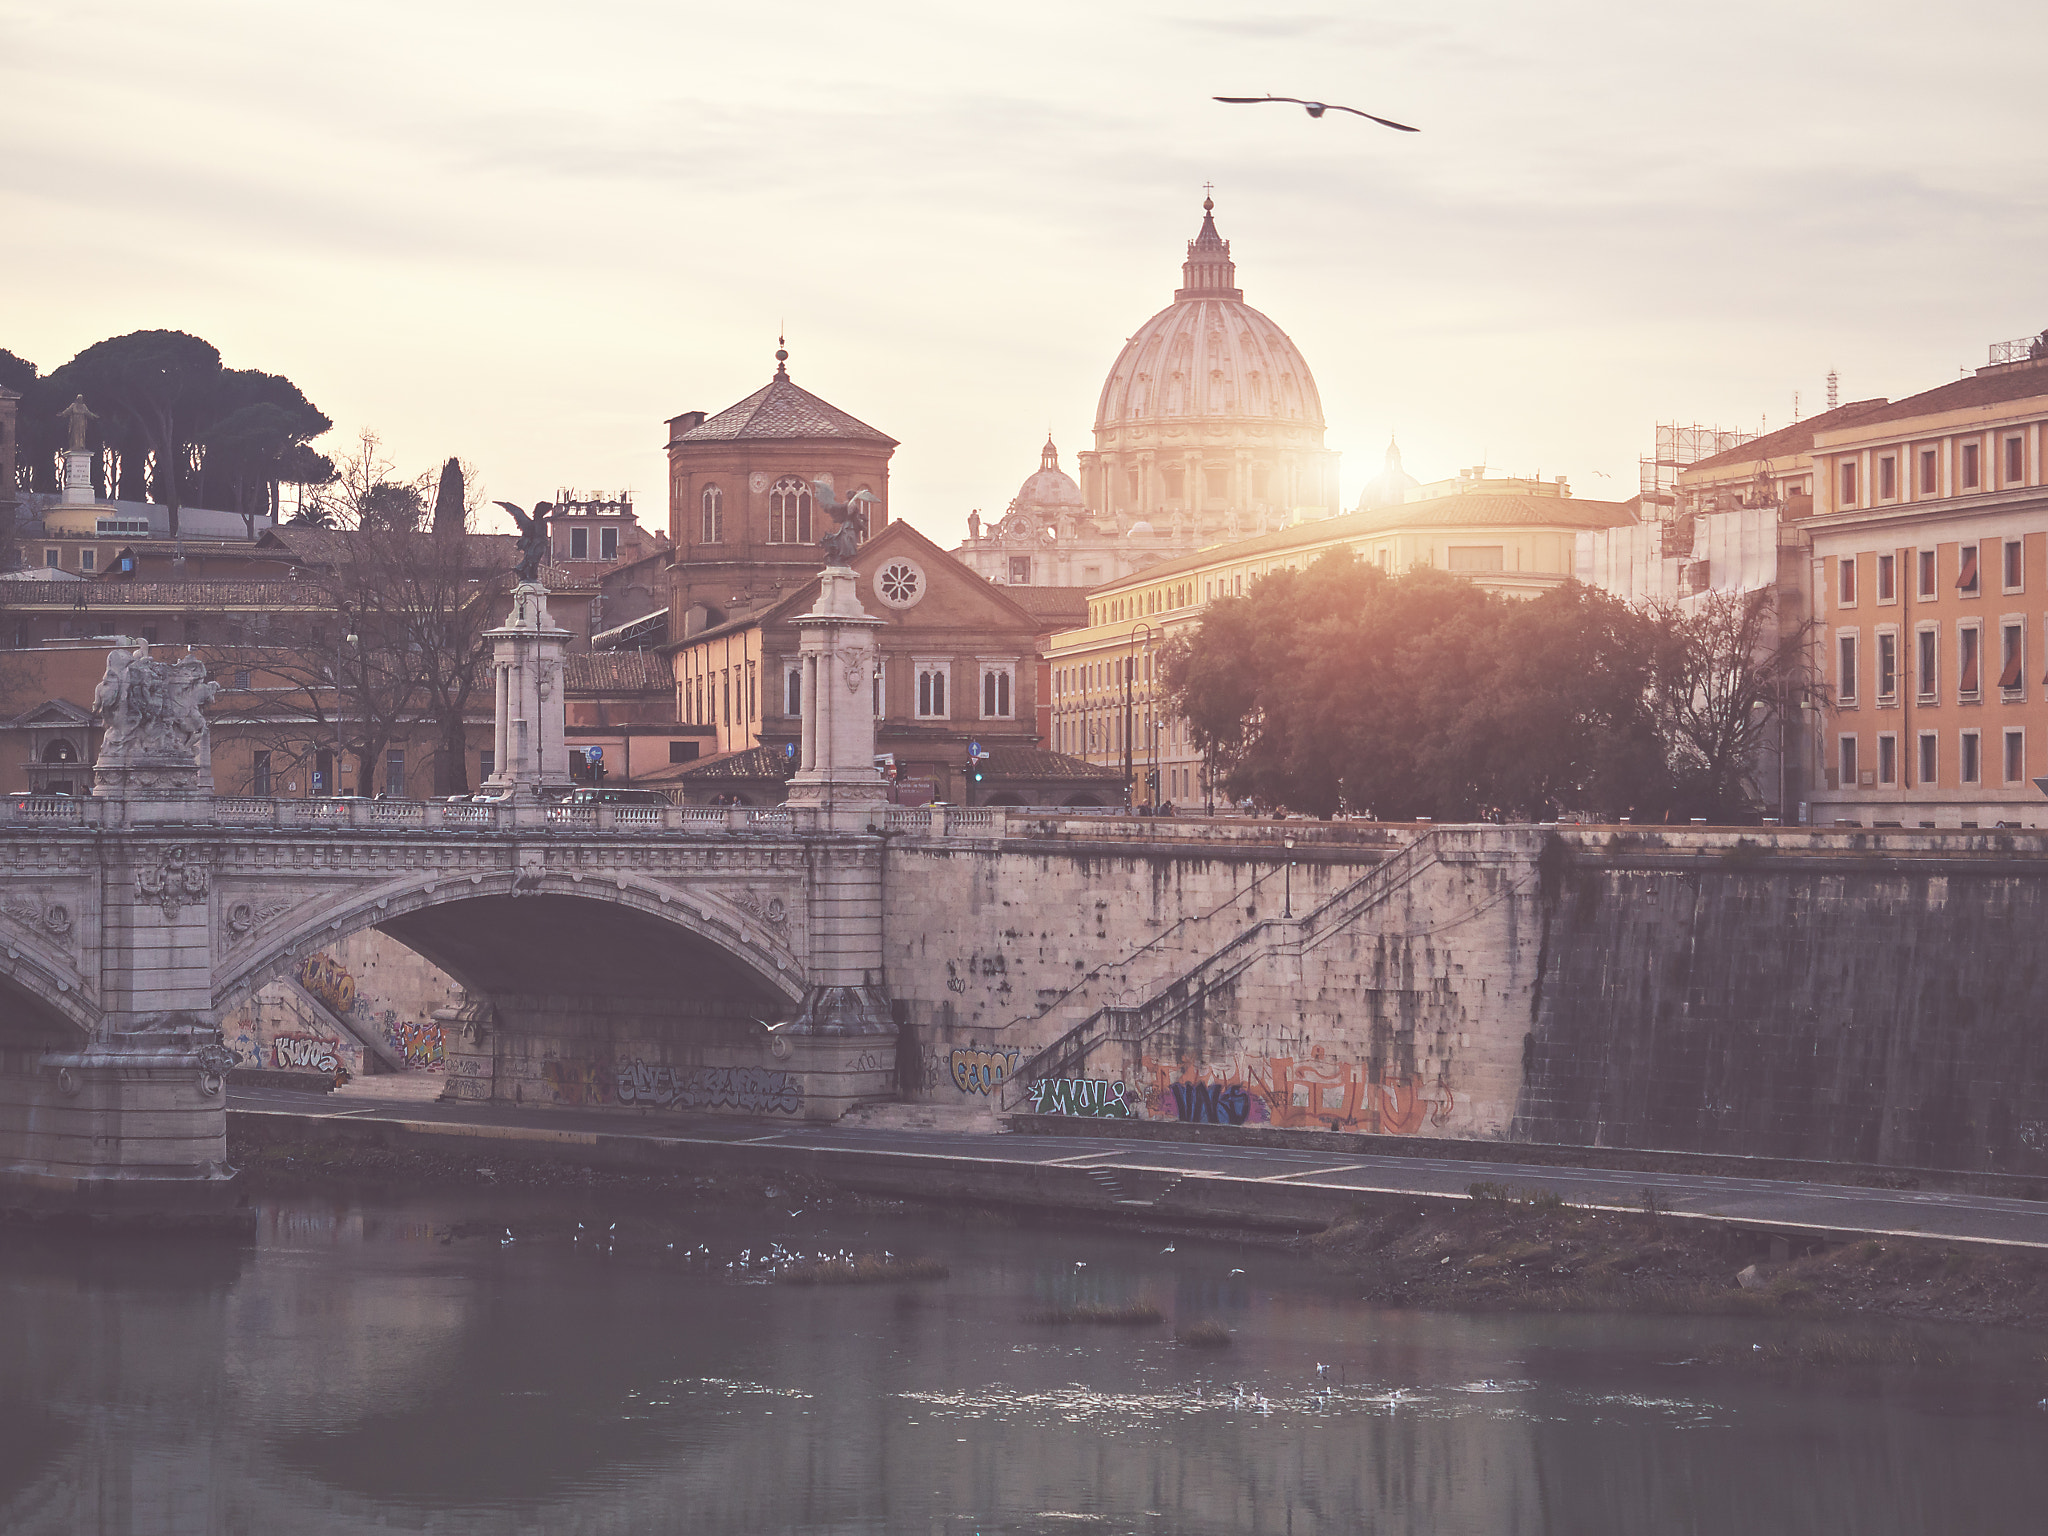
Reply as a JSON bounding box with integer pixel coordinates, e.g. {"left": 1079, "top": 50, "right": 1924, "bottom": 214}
{"left": 358, "top": 514, "right": 511, "bottom": 795}
{"left": 1649, "top": 587, "right": 1822, "bottom": 818}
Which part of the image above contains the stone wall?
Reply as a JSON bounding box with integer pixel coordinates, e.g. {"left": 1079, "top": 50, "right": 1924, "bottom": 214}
{"left": 896, "top": 823, "right": 2048, "bottom": 1178}
{"left": 1519, "top": 829, "right": 2048, "bottom": 1176}
{"left": 884, "top": 825, "right": 1542, "bottom": 1137}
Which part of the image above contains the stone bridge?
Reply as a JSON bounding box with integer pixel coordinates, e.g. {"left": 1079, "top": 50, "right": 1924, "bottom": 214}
{"left": 0, "top": 793, "right": 969, "bottom": 1211}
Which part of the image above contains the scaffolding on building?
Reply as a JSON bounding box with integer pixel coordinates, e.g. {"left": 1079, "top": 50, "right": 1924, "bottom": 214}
{"left": 1638, "top": 423, "right": 1756, "bottom": 524}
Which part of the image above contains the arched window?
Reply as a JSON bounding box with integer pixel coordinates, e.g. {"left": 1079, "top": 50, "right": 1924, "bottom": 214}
{"left": 981, "top": 665, "right": 1012, "bottom": 720}
{"left": 769, "top": 477, "right": 813, "bottom": 544}
{"left": 786, "top": 666, "right": 802, "bottom": 717}
{"left": 701, "top": 485, "right": 724, "bottom": 543}
{"left": 916, "top": 664, "right": 949, "bottom": 719}
{"left": 855, "top": 486, "right": 879, "bottom": 539}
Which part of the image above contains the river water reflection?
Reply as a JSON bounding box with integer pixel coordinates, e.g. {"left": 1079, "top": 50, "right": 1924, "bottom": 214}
{"left": 3, "top": 1186, "right": 2046, "bottom": 1534}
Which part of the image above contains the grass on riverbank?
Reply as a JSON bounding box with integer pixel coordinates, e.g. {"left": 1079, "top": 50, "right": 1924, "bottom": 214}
{"left": 1307, "top": 1196, "right": 2048, "bottom": 1332}
{"left": 1174, "top": 1319, "right": 1233, "bottom": 1348}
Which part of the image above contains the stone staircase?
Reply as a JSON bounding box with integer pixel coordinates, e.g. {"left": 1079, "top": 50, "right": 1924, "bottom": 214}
{"left": 329, "top": 1070, "right": 450, "bottom": 1104}
{"left": 1000, "top": 833, "right": 1447, "bottom": 1110}
{"left": 838, "top": 1100, "right": 1002, "bottom": 1133}
{"left": 1084, "top": 1165, "right": 1187, "bottom": 1207}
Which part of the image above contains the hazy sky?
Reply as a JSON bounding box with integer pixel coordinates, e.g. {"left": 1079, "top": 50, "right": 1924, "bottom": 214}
{"left": 7, "top": 1, "right": 2046, "bottom": 545}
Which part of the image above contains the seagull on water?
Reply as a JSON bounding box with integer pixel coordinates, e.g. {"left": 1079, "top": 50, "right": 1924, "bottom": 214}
{"left": 1161, "top": 1244, "right": 1176, "bottom": 1254}
{"left": 1214, "top": 95, "right": 1419, "bottom": 132}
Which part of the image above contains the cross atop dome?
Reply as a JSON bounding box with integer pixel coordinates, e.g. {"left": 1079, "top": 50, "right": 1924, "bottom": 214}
{"left": 1176, "top": 193, "right": 1242, "bottom": 302}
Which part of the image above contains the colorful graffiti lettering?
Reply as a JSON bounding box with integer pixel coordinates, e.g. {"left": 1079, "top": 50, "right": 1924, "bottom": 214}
{"left": 386, "top": 1018, "right": 446, "bottom": 1070}
{"left": 1027, "top": 1078, "right": 1135, "bottom": 1118}
{"left": 298, "top": 952, "right": 357, "bottom": 1015}
{"left": 1143, "top": 1051, "right": 1453, "bottom": 1134}
{"left": 950, "top": 1047, "right": 1019, "bottom": 1096}
{"left": 1170, "top": 1080, "right": 1256, "bottom": 1125}
{"left": 615, "top": 1059, "right": 804, "bottom": 1115}
{"left": 541, "top": 1057, "right": 614, "bottom": 1107}
{"left": 274, "top": 1033, "right": 341, "bottom": 1074}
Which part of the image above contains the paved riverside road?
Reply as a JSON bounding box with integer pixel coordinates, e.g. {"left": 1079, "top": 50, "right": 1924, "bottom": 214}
{"left": 229, "top": 1086, "right": 2048, "bottom": 1251}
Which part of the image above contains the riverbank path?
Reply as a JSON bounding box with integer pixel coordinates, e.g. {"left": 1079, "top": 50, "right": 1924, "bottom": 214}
{"left": 229, "top": 1086, "right": 2048, "bottom": 1252}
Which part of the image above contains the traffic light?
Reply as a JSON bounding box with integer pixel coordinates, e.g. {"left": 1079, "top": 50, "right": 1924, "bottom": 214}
{"left": 1146, "top": 768, "right": 1160, "bottom": 798}
{"left": 970, "top": 758, "right": 986, "bottom": 785}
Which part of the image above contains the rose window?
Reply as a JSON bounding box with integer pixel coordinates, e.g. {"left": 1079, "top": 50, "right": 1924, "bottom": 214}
{"left": 875, "top": 559, "right": 925, "bottom": 609}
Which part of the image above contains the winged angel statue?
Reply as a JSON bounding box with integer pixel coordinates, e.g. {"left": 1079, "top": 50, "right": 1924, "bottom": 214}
{"left": 814, "top": 481, "right": 878, "bottom": 567}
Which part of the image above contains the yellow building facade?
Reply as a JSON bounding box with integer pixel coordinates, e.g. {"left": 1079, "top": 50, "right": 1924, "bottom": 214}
{"left": 1805, "top": 348, "right": 2048, "bottom": 826}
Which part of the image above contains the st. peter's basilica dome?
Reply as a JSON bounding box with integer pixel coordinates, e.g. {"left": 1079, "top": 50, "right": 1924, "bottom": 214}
{"left": 1091, "top": 199, "right": 1326, "bottom": 435}
{"left": 1078, "top": 198, "right": 1340, "bottom": 529}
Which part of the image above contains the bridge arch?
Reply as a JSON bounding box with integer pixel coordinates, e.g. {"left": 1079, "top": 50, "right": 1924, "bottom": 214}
{"left": 213, "top": 867, "right": 806, "bottom": 1020}
{"left": 0, "top": 912, "right": 100, "bottom": 1043}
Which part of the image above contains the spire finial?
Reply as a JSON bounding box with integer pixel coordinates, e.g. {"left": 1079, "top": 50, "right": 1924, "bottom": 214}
{"left": 774, "top": 333, "right": 788, "bottom": 375}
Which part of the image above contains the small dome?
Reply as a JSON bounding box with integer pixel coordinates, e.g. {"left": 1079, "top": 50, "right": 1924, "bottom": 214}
{"left": 1016, "top": 436, "right": 1085, "bottom": 513}
{"left": 1127, "top": 519, "right": 1156, "bottom": 536}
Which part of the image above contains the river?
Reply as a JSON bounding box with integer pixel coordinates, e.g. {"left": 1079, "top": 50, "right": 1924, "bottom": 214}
{"left": 2, "top": 1185, "right": 2044, "bottom": 1534}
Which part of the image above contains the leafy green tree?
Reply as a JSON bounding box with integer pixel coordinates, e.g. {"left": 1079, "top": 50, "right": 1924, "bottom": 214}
{"left": 1166, "top": 553, "right": 1679, "bottom": 820}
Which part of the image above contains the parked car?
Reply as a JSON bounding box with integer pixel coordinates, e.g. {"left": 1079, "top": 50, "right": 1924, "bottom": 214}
{"left": 564, "top": 787, "right": 669, "bottom": 807}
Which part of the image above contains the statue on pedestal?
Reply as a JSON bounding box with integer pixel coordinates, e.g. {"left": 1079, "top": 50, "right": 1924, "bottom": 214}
{"left": 493, "top": 501, "right": 554, "bottom": 583}
{"left": 59, "top": 395, "right": 98, "bottom": 450}
{"left": 813, "top": 482, "right": 876, "bottom": 568}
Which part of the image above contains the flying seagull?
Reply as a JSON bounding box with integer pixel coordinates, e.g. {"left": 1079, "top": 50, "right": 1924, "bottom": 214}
{"left": 1214, "top": 95, "right": 1419, "bottom": 132}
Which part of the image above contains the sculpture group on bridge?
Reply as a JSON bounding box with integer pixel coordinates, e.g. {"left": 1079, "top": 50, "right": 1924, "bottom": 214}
{"left": 93, "top": 640, "right": 219, "bottom": 768}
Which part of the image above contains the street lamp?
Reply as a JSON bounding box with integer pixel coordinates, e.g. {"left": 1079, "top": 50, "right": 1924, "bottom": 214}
{"left": 1282, "top": 835, "right": 1296, "bottom": 918}
{"left": 331, "top": 619, "right": 357, "bottom": 797}
{"left": 1125, "top": 621, "right": 1154, "bottom": 811}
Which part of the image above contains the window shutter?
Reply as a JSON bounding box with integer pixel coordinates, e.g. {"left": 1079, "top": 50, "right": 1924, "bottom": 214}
{"left": 1957, "top": 548, "right": 1978, "bottom": 591}
{"left": 2000, "top": 641, "right": 2024, "bottom": 690}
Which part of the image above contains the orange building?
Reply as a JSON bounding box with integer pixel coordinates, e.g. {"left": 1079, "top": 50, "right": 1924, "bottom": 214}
{"left": 1806, "top": 340, "right": 2048, "bottom": 826}
{"left": 663, "top": 346, "right": 896, "bottom": 639}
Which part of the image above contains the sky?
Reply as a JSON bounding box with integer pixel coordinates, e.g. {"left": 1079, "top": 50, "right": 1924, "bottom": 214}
{"left": 6, "top": 1, "right": 2047, "bottom": 545}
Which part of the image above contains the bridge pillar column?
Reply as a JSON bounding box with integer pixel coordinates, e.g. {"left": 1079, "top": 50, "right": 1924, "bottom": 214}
{"left": 0, "top": 642, "right": 242, "bottom": 1218}
{"left": 781, "top": 564, "right": 894, "bottom": 1116}
{"left": 481, "top": 582, "right": 574, "bottom": 801}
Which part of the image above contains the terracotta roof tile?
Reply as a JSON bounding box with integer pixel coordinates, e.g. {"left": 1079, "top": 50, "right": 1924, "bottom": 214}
{"left": 0, "top": 578, "right": 315, "bottom": 606}
{"left": 1685, "top": 399, "right": 1893, "bottom": 473}
{"left": 563, "top": 652, "right": 673, "bottom": 693}
{"left": 980, "top": 746, "right": 1124, "bottom": 782}
{"left": 676, "top": 372, "right": 897, "bottom": 446}
{"left": 1822, "top": 361, "right": 2048, "bottom": 434}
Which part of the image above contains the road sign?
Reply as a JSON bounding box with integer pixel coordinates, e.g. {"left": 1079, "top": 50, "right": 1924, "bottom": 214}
{"left": 969, "top": 741, "right": 983, "bottom": 758}
{"left": 587, "top": 746, "right": 603, "bottom": 761}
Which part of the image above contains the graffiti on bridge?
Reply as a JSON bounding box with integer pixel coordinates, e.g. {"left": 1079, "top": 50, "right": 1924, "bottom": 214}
{"left": 543, "top": 1056, "right": 804, "bottom": 1115}
{"left": 385, "top": 1017, "right": 446, "bottom": 1070}
{"left": 1027, "top": 1078, "right": 1136, "bottom": 1118}
{"left": 950, "top": 1047, "right": 1019, "bottom": 1096}
{"left": 616, "top": 1059, "right": 805, "bottom": 1115}
{"left": 298, "top": 952, "right": 357, "bottom": 1016}
{"left": 541, "top": 1057, "right": 613, "bottom": 1107}
{"left": 1170, "top": 1080, "right": 1256, "bottom": 1125}
{"left": 274, "top": 1033, "right": 342, "bottom": 1074}
{"left": 1142, "top": 1049, "right": 1454, "bottom": 1133}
